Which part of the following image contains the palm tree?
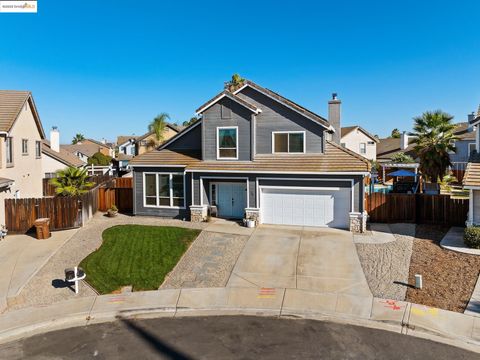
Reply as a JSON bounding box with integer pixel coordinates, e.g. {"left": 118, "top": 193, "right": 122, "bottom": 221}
{"left": 72, "top": 133, "right": 85, "bottom": 144}
{"left": 409, "top": 110, "right": 458, "bottom": 183}
{"left": 148, "top": 113, "right": 170, "bottom": 142}
{"left": 49, "top": 167, "right": 95, "bottom": 197}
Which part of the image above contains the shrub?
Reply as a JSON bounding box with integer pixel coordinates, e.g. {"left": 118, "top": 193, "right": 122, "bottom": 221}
{"left": 88, "top": 152, "right": 112, "bottom": 166}
{"left": 464, "top": 227, "right": 480, "bottom": 249}
{"left": 109, "top": 204, "right": 118, "bottom": 212}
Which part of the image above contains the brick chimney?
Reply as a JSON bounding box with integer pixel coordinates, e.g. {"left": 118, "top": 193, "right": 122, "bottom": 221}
{"left": 328, "top": 93, "right": 341, "bottom": 144}
{"left": 50, "top": 126, "right": 60, "bottom": 152}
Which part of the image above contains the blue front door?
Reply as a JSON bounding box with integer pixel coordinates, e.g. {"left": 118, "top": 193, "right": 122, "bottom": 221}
{"left": 217, "top": 183, "right": 247, "bottom": 219}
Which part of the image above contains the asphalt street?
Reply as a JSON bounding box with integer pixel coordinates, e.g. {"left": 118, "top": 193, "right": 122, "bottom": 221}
{"left": 0, "top": 316, "right": 477, "bottom": 359}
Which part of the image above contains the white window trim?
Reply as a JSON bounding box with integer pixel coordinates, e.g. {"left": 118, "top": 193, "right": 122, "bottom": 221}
{"left": 359, "top": 142, "right": 366, "bottom": 154}
{"left": 143, "top": 172, "right": 186, "bottom": 209}
{"left": 271, "top": 131, "right": 306, "bottom": 154}
{"left": 469, "top": 142, "right": 476, "bottom": 155}
{"left": 217, "top": 126, "right": 239, "bottom": 160}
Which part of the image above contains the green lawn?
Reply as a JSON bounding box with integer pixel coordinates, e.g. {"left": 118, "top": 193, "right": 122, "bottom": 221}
{"left": 79, "top": 225, "right": 200, "bottom": 294}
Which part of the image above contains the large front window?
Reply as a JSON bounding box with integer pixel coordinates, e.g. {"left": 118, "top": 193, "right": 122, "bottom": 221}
{"left": 272, "top": 132, "right": 305, "bottom": 153}
{"left": 144, "top": 173, "right": 184, "bottom": 208}
{"left": 217, "top": 127, "right": 238, "bottom": 159}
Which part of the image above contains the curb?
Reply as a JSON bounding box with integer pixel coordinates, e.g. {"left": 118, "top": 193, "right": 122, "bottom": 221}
{"left": 0, "top": 288, "right": 479, "bottom": 354}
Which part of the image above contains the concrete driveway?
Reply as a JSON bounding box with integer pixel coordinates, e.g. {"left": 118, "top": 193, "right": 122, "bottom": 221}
{"left": 227, "top": 225, "right": 372, "bottom": 297}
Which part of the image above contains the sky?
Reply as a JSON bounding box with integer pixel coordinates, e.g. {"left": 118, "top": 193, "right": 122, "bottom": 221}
{"left": 1, "top": 0, "right": 480, "bottom": 143}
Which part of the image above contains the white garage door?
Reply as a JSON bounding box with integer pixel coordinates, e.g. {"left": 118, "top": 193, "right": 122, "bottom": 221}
{"left": 261, "top": 187, "right": 351, "bottom": 228}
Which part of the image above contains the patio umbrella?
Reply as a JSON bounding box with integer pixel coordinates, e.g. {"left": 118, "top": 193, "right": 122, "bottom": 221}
{"left": 388, "top": 169, "right": 417, "bottom": 177}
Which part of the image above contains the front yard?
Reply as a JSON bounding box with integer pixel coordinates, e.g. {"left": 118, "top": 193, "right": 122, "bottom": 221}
{"left": 405, "top": 225, "right": 480, "bottom": 312}
{"left": 80, "top": 225, "right": 200, "bottom": 294}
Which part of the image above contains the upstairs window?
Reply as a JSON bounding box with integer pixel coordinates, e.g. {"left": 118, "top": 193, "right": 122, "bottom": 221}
{"left": 359, "top": 142, "right": 366, "bottom": 154}
{"left": 6, "top": 137, "right": 13, "bottom": 166}
{"left": 35, "top": 140, "right": 41, "bottom": 158}
{"left": 272, "top": 131, "right": 305, "bottom": 153}
{"left": 22, "top": 139, "right": 28, "bottom": 155}
{"left": 217, "top": 127, "right": 238, "bottom": 159}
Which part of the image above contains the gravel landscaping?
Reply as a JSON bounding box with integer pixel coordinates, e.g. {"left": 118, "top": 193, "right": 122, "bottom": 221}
{"left": 356, "top": 223, "right": 415, "bottom": 300}
{"left": 406, "top": 224, "right": 480, "bottom": 313}
{"left": 9, "top": 213, "right": 206, "bottom": 310}
{"left": 161, "top": 231, "right": 249, "bottom": 289}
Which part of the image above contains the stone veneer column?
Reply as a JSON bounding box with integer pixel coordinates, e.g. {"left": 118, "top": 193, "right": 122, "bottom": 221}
{"left": 190, "top": 205, "right": 208, "bottom": 223}
{"left": 244, "top": 208, "right": 260, "bottom": 226}
{"left": 349, "top": 212, "right": 368, "bottom": 233}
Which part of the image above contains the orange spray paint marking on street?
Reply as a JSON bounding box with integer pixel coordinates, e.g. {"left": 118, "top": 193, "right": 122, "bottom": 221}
{"left": 381, "top": 299, "right": 402, "bottom": 311}
{"left": 257, "top": 288, "right": 276, "bottom": 299}
{"left": 107, "top": 296, "right": 126, "bottom": 304}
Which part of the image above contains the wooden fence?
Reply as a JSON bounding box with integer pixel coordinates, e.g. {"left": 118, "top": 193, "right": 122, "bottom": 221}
{"left": 366, "top": 193, "right": 469, "bottom": 226}
{"left": 42, "top": 174, "right": 114, "bottom": 197}
{"left": 98, "top": 177, "right": 133, "bottom": 213}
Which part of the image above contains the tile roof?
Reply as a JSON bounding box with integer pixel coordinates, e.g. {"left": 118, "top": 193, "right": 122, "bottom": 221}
{"left": 0, "top": 90, "right": 45, "bottom": 137}
{"left": 463, "top": 162, "right": 480, "bottom": 187}
{"left": 42, "top": 141, "right": 86, "bottom": 167}
{"left": 234, "top": 80, "right": 331, "bottom": 129}
{"left": 61, "top": 142, "right": 106, "bottom": 158}
{"left": 130, "top": 141, "right": 369, "bottom": 173}
{"left": 341, "top": 126, "right": 379, "bottom": 143}
{"left": 117, "top": 135, "right": 138, "bottom": 146}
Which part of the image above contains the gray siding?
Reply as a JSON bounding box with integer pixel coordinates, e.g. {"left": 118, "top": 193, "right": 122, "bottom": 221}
{"left": 451, "top": 139, "right": 475, "bottom": 163}
{"left": 165, "top": 123, "right": 202, "bottom": 151}
{"left": 236, "top": 87, "right": 325, "bottom": 155}
{"left": 133, "top": 167, "right": 190, "bottom": 219}
{"left": 202, "top": 97, "right": 252, "bottom": 161}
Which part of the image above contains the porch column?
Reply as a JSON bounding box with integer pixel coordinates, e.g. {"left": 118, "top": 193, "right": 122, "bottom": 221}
{"left": 469, "top": 189, "right": 474, "bottom": 225}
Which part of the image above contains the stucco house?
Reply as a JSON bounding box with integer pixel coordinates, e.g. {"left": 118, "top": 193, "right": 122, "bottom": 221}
{"left": 129, "top": 80, "right": 370, "bottom": 232}
{"left": 42, "top": 127, "right": 86, "bottom": 178}
{"left": 340, "top": 126, "right": 378, "bottom": 160}
{"left": 62, "top": 138, "right": 115, "bottom": 161}
{"left": 0, "top": 90, "right": 45, "bottom": 225}
{"left": 134, "top": 124, "right": 181, "bottom": 156}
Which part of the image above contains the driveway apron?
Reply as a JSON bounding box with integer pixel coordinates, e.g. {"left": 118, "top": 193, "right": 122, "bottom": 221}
{"left": 227, "top": 225, "right": 372, "bottom": 297}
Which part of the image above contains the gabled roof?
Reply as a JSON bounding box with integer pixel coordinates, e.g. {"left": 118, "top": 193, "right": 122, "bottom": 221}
{"left": 233, "top": 80, "right": 332, "bottom": 130}
{"left": 42, "top": 140, "right": 86, "bottom": 167}
{"left": 0, "top": 90, "right": 45, "bottom": 138}
{"left": 117, "top": 135, "right": 138, "bottom": 146}
{"left": 158, "top": 119, "right": 202, "bottom": 151}
{"left": 61, "top": 142, "right": 106, "bottom": 158}
{"left": 196, "top": 90, "right": 262, "bottom": 115}
{"left": 341, "top": 126, "right": 379, "bottom": 143}
{"left": 84, "top": 138, "right": 112, "bottom": 149}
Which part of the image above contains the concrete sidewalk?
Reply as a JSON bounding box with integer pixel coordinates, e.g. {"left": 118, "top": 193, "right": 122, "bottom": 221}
{"left": 0, "top": 229, "right": 77, "bottom": 313}
{"left": 0, "top": 287, "right": 479, "bottom": 353}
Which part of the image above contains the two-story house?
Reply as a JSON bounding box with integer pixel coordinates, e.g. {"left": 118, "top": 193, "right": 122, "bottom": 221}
{"left": 0, "top": 90, "right": 45, "bottom": 225}
{"left": 340, "top": 126, "right": 378, "bottom": 160}
{"left": 129, "top": 80, "right": 370, "bottom": 232}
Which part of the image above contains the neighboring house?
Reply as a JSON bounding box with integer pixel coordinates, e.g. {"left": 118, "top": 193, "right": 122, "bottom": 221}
{"left": 340, "top": 126, "right": 378, "bottom": 160}
{"left": 116, "top": 135, "right": 138, "bottom": 170}
{"left": 62, "top": 138, "right": 115, "bottom": 161}
{"left": 463, "top": 110, "right": 480, "bottom": 225}
{"left": 42, "top": 127, "right": 86, "bottom": 178}
{"left": 0, "top": 90, "right": 45, "bottom": 225}
{"left": 135, "top": 124, "right": 181, "bottom": 156}
{"left": 377, "top": 122, "right": 476, "bottom": 181}
{"left": 129, "top": 80, "right": 370, "bottom": 232}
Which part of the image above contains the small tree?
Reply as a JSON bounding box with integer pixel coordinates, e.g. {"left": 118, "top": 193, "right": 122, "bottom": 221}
{"left": 226, "top": 74, "right": 245, "bottom": 92}
{"left": 391, "top": 152, "right": 415, "bottom": 164}
{"left": 149, "top": 113, "right": 170, "bottom": 142}
{"left": 391, "top": 128, "right": 401, "bottom": 138}
{"left": 49, "top": 167, "right": 94, "bottom": 197}
{"left": 183, "top": 117, "right": 198, "bottom": 127}
{"left": 88, "top": 152, "right": 112, "bottom": 166}
{"left": 72, "top": 134, "right": 85, "bottom": 144}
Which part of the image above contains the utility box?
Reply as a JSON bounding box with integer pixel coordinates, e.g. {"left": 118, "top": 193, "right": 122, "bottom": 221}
{"left": 34, "top": 218, "right": 51, "bottom": 239}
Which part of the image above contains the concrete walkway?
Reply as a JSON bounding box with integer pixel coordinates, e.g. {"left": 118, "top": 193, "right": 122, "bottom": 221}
{"left": 440, "top": 227, "right": 480, "bottom": 256}
{"left": 0, "top": 288, "right": 479, "bottom": 353}
{"left": 227, "top": 226, "right": 372, "bottom": 297}
{"left": 0, "top": 229, "right": 78, "bottom": 313}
